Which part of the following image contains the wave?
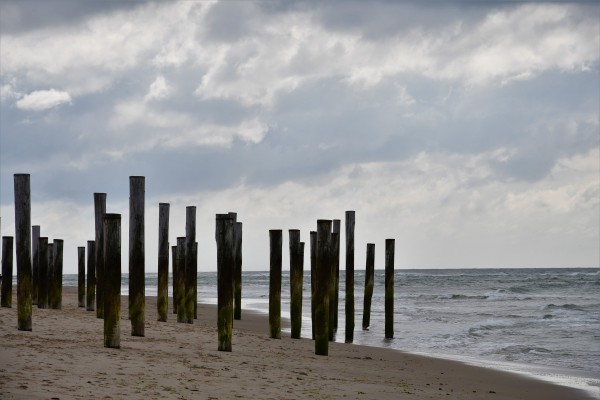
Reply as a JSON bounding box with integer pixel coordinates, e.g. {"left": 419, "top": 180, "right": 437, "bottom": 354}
{"left": 544, "top": 303, "right": 587, "bottom": 312}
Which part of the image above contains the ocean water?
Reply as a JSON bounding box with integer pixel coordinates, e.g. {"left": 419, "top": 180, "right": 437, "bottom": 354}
{"left": 63, "top": 268, "right": 600, "bottom": 397}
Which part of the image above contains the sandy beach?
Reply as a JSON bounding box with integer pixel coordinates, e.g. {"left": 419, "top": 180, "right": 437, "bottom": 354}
{"left": 0, "top": 287, "right": 592, "bottom": 400}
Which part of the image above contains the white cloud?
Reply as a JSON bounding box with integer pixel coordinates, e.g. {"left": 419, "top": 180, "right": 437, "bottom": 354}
{"left": 15, "top": 88, "right": 71, "bottom": 111}
{"left": 144, "top": 75, "right": 171, "bottom": 102}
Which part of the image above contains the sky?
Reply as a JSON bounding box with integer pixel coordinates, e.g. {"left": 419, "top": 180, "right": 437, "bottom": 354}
{"left": 0, "top": 0, "right": 598, "bottom": 274}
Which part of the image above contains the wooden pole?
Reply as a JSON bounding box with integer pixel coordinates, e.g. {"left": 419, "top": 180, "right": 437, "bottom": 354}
{"left": 157, "top": 203, "right": 170, "bottom": 322}
{"left": 104, "top": 214, "right": 121, "bottom": 349}
{"left": 345, "top": 210, "right": 355, "bottom": 343}
{"left": 269, "top": 229, "right": 282, "bottom": 339}
{"left": 86, "top": 240, "right": 96, "bottom": 311}
{"left": 329, "top": 231, "right": 339, "bottom": 341}
{"left": 129, "top": 176, "right": 145, "bottom": 336}
{"left": 385, "top": 239, "right": 395, "bottom": 339}
{"left": 315, "top": 220, "right": 331, "bottom": 355}
{"left": 94, "top": 193, "right": 106, "bottom": 319}
{"left": 47, "top": 242, "right": 54, "bottom": 309}
{"left": 310, "top": 230, "right": 316, "bottom": 340}
{"left": 193, "top": 242, "right": 198, "bottom": 319}
{"left": 32, "top": 225, "right": 40, "bottom": 306}
{"left": 77, "top": 246, "right": 85, "bottom": 307}
{"left": 37, "top": 237, "right": 48, "bottom": 309}
{"left": 362, "top": 243, "right": 375, "bottom": 330}
{"left": 185, "top": 206, "right": 196, "bottom": 324}
{"left": 14, "top": 174, "right": 32, "bottom": 331}
{"left": 289, "top": 229, "right": 303, "bottom": 339}
{"left": 176, "top": 237, "right": 186, "bottom": 323}
{"left": 233, "top": 222, "right": 243, "bottom": 321}
{"left": 172, "top": 244, "right": 178, "bottom": 314}
{"left": 1, "top": 236, "right": 13, "bottom": 307}
{"left": 216, "top": 214, "right": 234, "bottom": 351}
{"left": 51, "top": 239, "right": 63, "bottom": 310}
{"left": 332, "top": 219, "right": 340, "bottom": 333}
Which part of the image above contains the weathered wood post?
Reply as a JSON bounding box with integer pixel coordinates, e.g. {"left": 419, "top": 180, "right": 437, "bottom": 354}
{"left": 32, "top": 225, "right": 40, "bottom": 305}
{"left": 78, "top": 246, "right": 85, "bottom": 307}
{"left": 14, "top": 174, "right": 32, "bottom": 331}
{"left": 269, "top": 229, "right": 282, "bottom": 339}
{"left": 129, "top": 176, "right": 145, "bottom": 336}
{"left": 176, "top": 237, "right": 186, "bottom": 323}
{"left": 385, "top": 239, "right": 395, "bottom": 339}
{"left": 362, "top": 243, "right": 375, "bottom": 330}
{"left": 216, "top": 214, "right": 234, "bottom": 351}
{"left": 157, "top": 203, "right": 170, "bottom": 322}
{"left": 94, "top": 193, "right": 107, "bottom": 319}
{"left": 332, "top": 219, "right": 340, "bottom": 333}
{"left": 47, "top": 242, "right": 54, "bottom": 309}
{"left": 185, "top": 206, "right": 196, "bottom": 324}
{"left": 37, "top": 237, "right": 48, "bottom": 309}
{"left": 345, "top": 210, "right": 355, "bottom": 343}
{"left": 50, "top": 239, "right": 63, "bottom": 309}
{"left": 310, "top": 230, "right": 316, "bottom": 340}
{"left": 172, "top": 244, "right": 178, "bottom": 314}
{"left": 193, "top": 242, "right": 198, "bottom": 319}
{"left": 1, "top": 236, "right": 13, "bottom": 307}
{"left": 104, "top": 214, "right": 121, "bottom": 349}
{"left": 234, "top": 221, "right": 243, "bottom": 321}
{"left": 329, "top": 231, "right": 339, "bottom": 342}
{"left": 289, "top": 229, "right": 303, "bottom": 339}
{"left": 315, "top": 220, "right": 332, "bottom": 355}
{"left": 86, "top": 240, "right": 96, "bottom": 311}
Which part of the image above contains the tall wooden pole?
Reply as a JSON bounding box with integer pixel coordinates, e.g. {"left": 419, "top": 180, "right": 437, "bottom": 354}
{"left": 233, "top": 222, "right": 243, "bottom": 321}
{"left": 104, "top": 214, "right": 121, "bottom": 349}
{"left": 329, "top": 231, "right": 339, "bottom": 341}
{"left": 332, "top": 219, "right": 340, "bottom": 333}
{"left": 289, "top": 229, "right": 303, "bottom": 339}
{"left": 345, "top": 211, "right": 355, "bottom": 343}
{"left": 1, "top": 236, "right": 13, "bottom": 307}
{"left": 129, "top": 176, "right": 145, "bottom": 336}
{"left": 50, "top": 239, "right": 63, "bottom": 310}
{"left": 315, "top": 220, "right": 331, "bottom": 355}
{"left": 32, "top": 225, "right": 40, "bottom": 305}
{"left": 157, "top": 203, "right": 170, "bottom": 322}
{"left": 77, "top": 246, "right": 86, "bottom": 307}
{"left": 172, "top": 244, "right": 178, "bottom": 315}
{"left": 47, "top": 243, "right": 54, "bottom": 309}
{"left": 94, "top": 193, "right": 106, "bottom": 319}
{"left": 86, "top": 240, "right": 96, "bottom": 311}
{"left": 362, "top": 243, "right": 375, "bottom": 330}
{"left": 185, "top": 206, "right": 196, "bottom": 324}
{"left": 37, "top": 237, "right": 48, "bottom": 309}
{"left": 385, "top": 239, "right": 395, "bottom": 339}
{"left": 269, "top": 229, "right": 282, "bottom": 339}
{"left": 216, "top": 214, "right": 234, "bottom": 351}
{"left": 14, "top": 174, "right": 32, "bottom": 331}
{"left": 176, "top": 237, "right": 186, "bottom": 323}
{"left": 310, "top": 231, "right": 316, "bottom": 340}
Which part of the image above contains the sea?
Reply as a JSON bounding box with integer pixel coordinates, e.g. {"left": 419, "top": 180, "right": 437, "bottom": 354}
{"left": 62, "top": 268, "right": 599, "bottom": 398}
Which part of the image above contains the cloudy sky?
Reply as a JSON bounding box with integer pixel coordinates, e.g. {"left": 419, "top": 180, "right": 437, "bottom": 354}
{"left": 1, "top": 0, "right": 598, "bottom": 274}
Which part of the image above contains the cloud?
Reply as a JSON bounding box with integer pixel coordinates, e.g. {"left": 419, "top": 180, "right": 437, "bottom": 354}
{"left": 15, "top": 89, "right": 72, "bottom": 111}
{"left": 144, "top": 75, "right": 171, "bottom": 102}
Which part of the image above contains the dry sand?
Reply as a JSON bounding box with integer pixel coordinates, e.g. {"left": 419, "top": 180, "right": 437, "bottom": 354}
{"left": 0, "top": 287, "right": 592, "bottom": 399}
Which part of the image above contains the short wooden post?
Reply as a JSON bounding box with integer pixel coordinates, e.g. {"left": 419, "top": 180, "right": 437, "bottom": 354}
{"left": 329, "top": 231, "right": 339, "bottom": 342}
{"left": 172, "top": 244, "right": 178, "bottom": 314}
{"left": 86, "top": 240, "right": 96, "bottom": 311}
{"left": 157, "top": 203, "right": 170, "bottom": 322}
{"left": 37, "top": 237, "right": 48, "bottom": 309}
{"left": 269, "top": 229, "right": 282, "bottom": 339}
{"left": 345, "top": 210, "right": 355, "bottom": 343}
{"left": 185, "top": 206, "right": 196, "bottom": 324}
{"left": 385, "top": 239, "right": 395, "bottom": 339}
{"left": 310, "top": 231, "right": 316, "bottom": 340}
{"left": 289, "top": 229, "right": 303, "bottom": 339}
{"left": 94, "top": 193, "right": 107, "bottom": 319}
{"left": 362, "top": 243, "right": 375, "bottom": 330}
{"left": 176, "top": 237, "right": 186, "bottom": 323}
{"left": 32, "top": 225, "right": 40, "bottom": 305}
{"left": 332, "top": 219, "right": 340, "bottom": 333}
{"left": 129, "top": 176, "right": 145, "bottom": 336}
{"left": 216, "top": 214, "right": 234, "bottom": 351}
{"left": 50, "top": 239, "right": 63, "bottom": 309}
{"left": 104, "top": 214, "right": 121, "bottom": 349}
{"left": 1, "top": 236, "right": 13, "bottom": 307}
{"left": 315, "top": 220, "right": 331, "bottom": 355}
{"left": 233, "top": 222, "right": 243, "bottom": 321}
{"left": 78, "top": 246, "right": 86, "bottom": 307}
{"left": 14, "top": 174, "right": 32, "bottom": 331}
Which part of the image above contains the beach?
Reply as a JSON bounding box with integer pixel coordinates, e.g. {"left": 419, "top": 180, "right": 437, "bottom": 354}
{"left": 0, "top": 287, "right": 592, "bottom": 400}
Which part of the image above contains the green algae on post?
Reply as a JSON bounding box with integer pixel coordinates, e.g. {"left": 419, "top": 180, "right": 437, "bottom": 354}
{"left": 14, "top": 174, "right": 32, "bottom": 331}
{"left": 103, "top": 213, "right": 121, "bottom": 349}
{"left": 269, "top": 229, "right": 282, "bottom": 339}
{"left": 362, "top": 243, "right": 375, "bottom": 330}
{"left": 216, "top": 214, "right": 234, "bottom": 351}
{"left": 157, "top": 203, "right": 170, "bottom": 322}
{"left": 129, "top": 176, "right": 145, "bottom": 336}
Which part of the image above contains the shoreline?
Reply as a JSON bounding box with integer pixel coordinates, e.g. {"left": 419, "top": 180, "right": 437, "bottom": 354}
{"left": 0, "top": 287, "right": 594, "bottom": 399}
